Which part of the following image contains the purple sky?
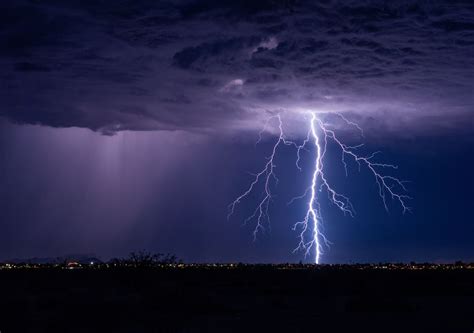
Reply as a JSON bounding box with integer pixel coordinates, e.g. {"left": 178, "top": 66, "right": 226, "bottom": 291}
{"left": 0, "top": 0, "right": 473, "bottom": 262}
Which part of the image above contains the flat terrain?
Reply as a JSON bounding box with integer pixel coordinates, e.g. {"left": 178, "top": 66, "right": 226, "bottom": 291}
{"left": 0, "top": 266, "right": 473, "bottom": 332}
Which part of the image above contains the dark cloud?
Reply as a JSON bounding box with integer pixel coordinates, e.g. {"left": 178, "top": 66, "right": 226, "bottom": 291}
{"left": 173, "top": 37, "right": 261, "bottom": 69}
{"left": 0, "top": 0, "right": 473, "bottom": 135}
{"left": 13, "top": 62, "right": 52, "bottom": 72}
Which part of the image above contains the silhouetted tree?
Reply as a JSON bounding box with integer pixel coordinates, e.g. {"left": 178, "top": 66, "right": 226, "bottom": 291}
{"left": 126, "top": 250, "right": 180, "bottom": 267}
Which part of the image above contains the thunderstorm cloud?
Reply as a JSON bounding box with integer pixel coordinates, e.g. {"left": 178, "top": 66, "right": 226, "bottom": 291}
{"left": 1, "top": 0, "right": 473, "bottom": 135}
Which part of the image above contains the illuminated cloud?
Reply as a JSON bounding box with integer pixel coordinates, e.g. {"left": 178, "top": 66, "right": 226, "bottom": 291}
{"left": 0, "top": 0, "right": 472, "bottom": 136}
{"left": 251, "top": 37, "right": 279, "bottom": 55}
{"left": 220, "top": 79, "right": 245, "bottom": 93}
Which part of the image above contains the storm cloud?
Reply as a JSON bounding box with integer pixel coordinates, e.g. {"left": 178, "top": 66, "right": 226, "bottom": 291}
{"left": 1, "top": 0, "right": 473, "bottom": 135}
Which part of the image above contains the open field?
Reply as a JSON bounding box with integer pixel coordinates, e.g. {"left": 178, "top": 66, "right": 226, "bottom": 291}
{"left": 1, "top": 265, "right": 473, "bottom": 332}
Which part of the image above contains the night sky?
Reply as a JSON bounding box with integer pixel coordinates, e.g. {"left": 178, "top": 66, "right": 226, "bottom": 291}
{"left": 0, "top": 0, "right": 473, "bottom": 263}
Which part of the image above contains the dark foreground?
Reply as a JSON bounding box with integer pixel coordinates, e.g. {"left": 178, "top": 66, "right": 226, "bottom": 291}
{"left": 1, "top": 266, "right": 473, "bottom": 333}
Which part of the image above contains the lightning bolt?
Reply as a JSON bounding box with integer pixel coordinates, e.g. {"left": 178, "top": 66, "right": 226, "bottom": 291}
{"left": 229, "top": 111, "right": 410, "bottom": 264}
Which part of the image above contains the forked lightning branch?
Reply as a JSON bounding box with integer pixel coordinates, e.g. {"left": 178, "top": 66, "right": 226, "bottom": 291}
{"left": 228, "top": 111, "right": 410, "bottom": 264}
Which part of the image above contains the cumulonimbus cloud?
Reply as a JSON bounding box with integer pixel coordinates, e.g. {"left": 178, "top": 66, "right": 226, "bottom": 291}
{"left": 0, "top": 0, "right": 472, "bottom": 136}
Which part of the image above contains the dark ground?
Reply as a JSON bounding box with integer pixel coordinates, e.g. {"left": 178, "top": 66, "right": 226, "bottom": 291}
{"left": 1, "top": 266, "right": 473, "bottom": 333}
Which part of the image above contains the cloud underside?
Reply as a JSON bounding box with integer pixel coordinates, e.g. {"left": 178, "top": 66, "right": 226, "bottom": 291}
{"left": 0, "top": 0, "right": 473, "bottom": 135}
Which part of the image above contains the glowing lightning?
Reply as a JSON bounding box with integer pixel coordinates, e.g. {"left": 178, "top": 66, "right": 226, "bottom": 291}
{"left": 306, "top": 113, "right": 323, "bottom": 263}
{"left": 229, "top": 111, "right": 410, "bottom": 264}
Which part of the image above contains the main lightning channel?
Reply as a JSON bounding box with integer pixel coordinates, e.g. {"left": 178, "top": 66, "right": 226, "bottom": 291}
{"left": 228, "top": 111, "right": 410, "bottom": 264}
{"left": 308, "top": 113, "right": 322, "bottom": 263}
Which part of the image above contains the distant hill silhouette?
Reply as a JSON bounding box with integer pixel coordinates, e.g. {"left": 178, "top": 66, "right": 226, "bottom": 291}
{"left": 4, "top": 254, "right": 102, "bottom": 264}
